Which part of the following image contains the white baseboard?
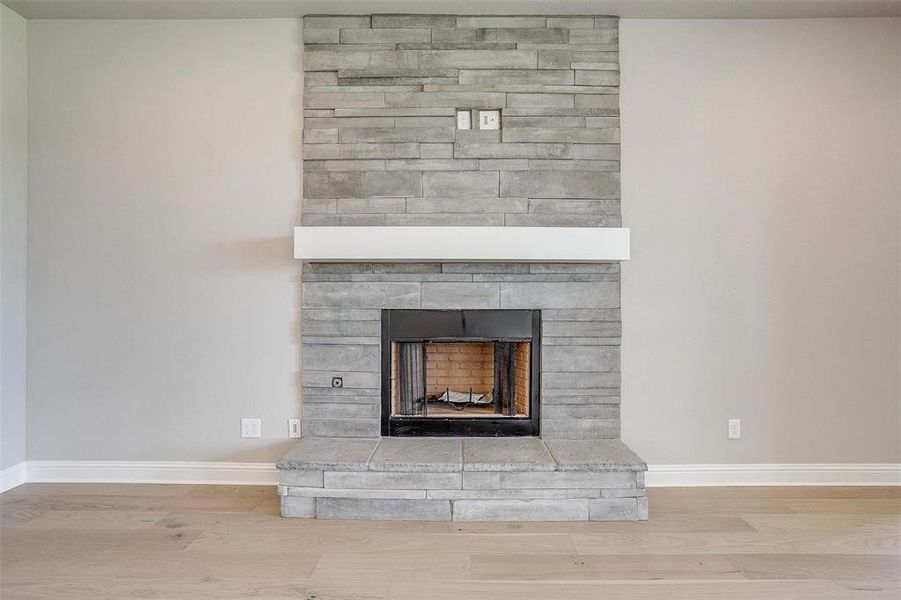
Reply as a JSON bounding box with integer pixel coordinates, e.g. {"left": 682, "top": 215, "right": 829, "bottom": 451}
{"left": 646, "top": 463, "right": 901, "bottom": 487}
{"left": 26, "top": 461, "right": 278, "bottom": 486}
{"left": 0, "top": 462, "right": 28, "bottom": 493}
{"left": 2, "top": 462, "right": 898, "bottom": 490}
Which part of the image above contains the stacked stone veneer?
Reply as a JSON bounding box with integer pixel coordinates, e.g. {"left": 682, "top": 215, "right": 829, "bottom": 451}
{"left": 301, "top": 14, "right": 623, "bottom": 440}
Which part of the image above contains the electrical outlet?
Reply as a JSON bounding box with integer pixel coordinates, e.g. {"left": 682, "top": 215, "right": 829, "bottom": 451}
{"left": 241, "top": 418, "right": 261, "bottom": 439}
{"left": 727, "top": 418, "right": 741, "bottom": 440}
{"left": 478, "top": 110, "right": 500, "bottom": 130}
{"left": 288, "top": 418, "right": 301, "bottom": 438}
{"left": 456, "top": 109, "right": 471, "bottom": 130}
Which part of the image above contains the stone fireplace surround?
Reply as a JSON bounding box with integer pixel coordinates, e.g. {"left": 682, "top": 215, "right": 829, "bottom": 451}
{"left": 278, "top": 13, "right": 648, "bottom": 521}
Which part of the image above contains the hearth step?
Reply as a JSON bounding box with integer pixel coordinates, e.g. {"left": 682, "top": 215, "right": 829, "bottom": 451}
{"left": 276, "top": 437, "right": 647, "bottom": 521}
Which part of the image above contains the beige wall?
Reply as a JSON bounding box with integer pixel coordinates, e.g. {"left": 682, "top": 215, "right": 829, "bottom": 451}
{"left": 27, "top": 19, "right": 302, "bottom": 462}
{"left": 23, "top": 17, "right": 900, "bottom": 465}
{"left": 1, "top": 5, "right": 28, "bottom": 470}
{"left": 619, "top": 18, "right": 901, "bottom": 464}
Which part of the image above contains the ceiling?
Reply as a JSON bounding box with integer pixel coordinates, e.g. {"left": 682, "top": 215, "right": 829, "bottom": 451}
{"left": 4, "top": 0, "right": 901, "bottom": 19}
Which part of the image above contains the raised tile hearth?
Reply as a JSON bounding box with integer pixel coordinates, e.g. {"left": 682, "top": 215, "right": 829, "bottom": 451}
{"left": 277, "top": 437, "right": 647, "bottom": 521}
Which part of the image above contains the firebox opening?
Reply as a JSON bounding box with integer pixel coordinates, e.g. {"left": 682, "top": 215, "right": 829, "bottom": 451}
{"left": 390, "top": 341, "right": 531, "bottom": 418}
{"left": 381, "top": 309, "right": 541, "bottom": 437}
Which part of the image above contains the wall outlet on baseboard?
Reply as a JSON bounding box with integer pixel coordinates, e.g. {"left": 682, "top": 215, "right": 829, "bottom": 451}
{"left": 727, "top": 418, "right": 741, "bottom": 439}
{"left": 241, "top": 418, "right": 261, "bottom": 439}
{"left": 288, "top": 419, "right": 301, "bottom": 438}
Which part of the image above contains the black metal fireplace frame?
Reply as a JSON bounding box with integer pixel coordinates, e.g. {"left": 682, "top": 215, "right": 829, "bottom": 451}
{"left": 381, "top": 309, "right": 541, "bottom": 437}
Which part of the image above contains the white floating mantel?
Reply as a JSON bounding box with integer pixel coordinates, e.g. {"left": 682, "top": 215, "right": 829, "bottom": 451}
{"left": 293, "top": 227, "right": 630, "bottom": 263}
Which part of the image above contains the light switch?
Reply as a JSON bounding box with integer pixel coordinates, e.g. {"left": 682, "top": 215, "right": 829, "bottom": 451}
{"left": 478, "top": 110, "right": 501, "bottom": 130}
{"left": 456, "top": 109, "right": 471, "bottom": 130}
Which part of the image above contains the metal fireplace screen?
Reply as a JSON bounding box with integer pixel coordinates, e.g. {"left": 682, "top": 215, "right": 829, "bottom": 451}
{"left": 381, "top": 310, "right": 540, "bottom": 437}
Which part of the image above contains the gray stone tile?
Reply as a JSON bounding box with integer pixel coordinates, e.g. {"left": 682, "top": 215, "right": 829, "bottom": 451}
{"left": 335, "top": 197, "right": 405, "bottom": 214}
{"left": 541, "top": 417, "right": 620, "bottom": 439}
{"left": 421, "top": 282, "right": 500, "bottom": 309}
{"left": 588, "top": 497, "right": 643, "bottom": 521}
{"left": 500, "top": 281, "right": 620, "bottom": 309}
{"left": 459, "top": 69, "right": 573, "bottom": 85}
{"left": 543, "top": 345, "right": 620, "bottom": 372}
{"left": 301, "top": 343, "right": 379, "bottom": 372}
{"left": 542, "top": 372, "right": 621, "bottom": 389}
{"left": 302, "top": 282, "right": 421, "bottom": 309}
{"left": 303, "top": 213, "right": 388, "bottom": 226}
{"left": 369, "top": 438, "right": 463, "bottom": 472}
{"left": 281, "top": 496, "right": 316, "bottom": 517}
{"left": 419, "top": 50, "right": 537, "bottom": 70}
{"left": 385, "top": 213, "right": 505, "bottom": 226}
{"left": 287, "top": 487, "right": 427, "bottom": 499}
{"left": 303, "top": 418, "right": 381, "bottom": 438}
{"left": 570, "top": 29, "right": 618, "bottom": 44}
{"left": 279, "top": 470, "right": 324, "bottom": 487}
{"left": 454, "top": 142, "right": 571, "bottom": 159}
{"left": 304, "top": 92, "right": 384, "bottom": 109}
{"left": 407, "top": 197, "right": 527, "bottom": 214}
{"left": 507, "top": 93, "right": 574, "bottom": 108}
{"left": 325, "top": 471, "right": 462, "bottom": 489}
{"left": 453, "top": 499, "right": 589, "bottom": 521}
{"left": 304, "top": 171, "right": 421, "bottom": 197}
{"left": 303, "top": 160, "right": 387, "bottom": 171}
{"left": 303, "top": 403, "right": 381, "bottom": 419}
{"left": 303, "top": 49, "right": 418, "bottom": 72}
{"left": 456, "top": 17, "right": 547, "bottom": 28}
{"left": 542, "top": 404, "right": 619, "bottom": 419}
{"left": 372, "top": 15, "right": 456, "bottom": 28}
{"left": 544, "top": 439, "right": 647, "bottom": 472}
{"left": 463, "top": 438, "right": 556, "bottom": 471}
{"left": 335, "top": 107, "right": 456, "bottom": 117}
{"left": 276, "top": 437, "right": 379, "bottom": 471}
{"left": 480, "top": 28, "right": 569, "bottom": 44}
{"left": 420, "top": 143, "right": 454, "bottom": 158}
{"left": 503, "top": 128, "right": 619, "bottom": 144}
{"left": 340, "top": 28, "right": 431, "bottom": 44}
{"left": 500, "top": 171, "right": 620, "bottom": 199}
{"left": 505, "top": 214, "right": 620, "bottom": 228}
{"left": 547, "top": 17, "right": 595, "bottom": 28}
{"left": 386, "top": 91, "right": 507, "bottom": 109}
{"left": 302, "top": 370, "right": 380, "bottom": 390}
{"left": 304, "top": 28, "right": 339, "bottom": 44}
{"left": 576, "top": 70, "right": 620, "bottom": 86}
{"left": 303, "top": 143, "right": 420, "bottom": 160}
{"left": 386, "top": 159, "right": 478, "bottom": 171}
{"left": 463, "top": 470, "right": 637, "bottom": 490}
{"left": 427, "top": 488, "right": 601, "bottom": 500}
{"left": 304, "top": 16, "right": 370, "bottom": 28}
{"left": 572, "top": 143, "right": 620, "bottom": 159}
{"left": 317, "top": 498, "right": 452, "bottom": 520}
{"left": 339, "top": 127, "right": 454, "bottom": 143}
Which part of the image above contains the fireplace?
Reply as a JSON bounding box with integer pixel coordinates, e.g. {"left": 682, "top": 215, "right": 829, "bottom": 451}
{"left": 381, "top": 309, "right": 540, "bottom": 437}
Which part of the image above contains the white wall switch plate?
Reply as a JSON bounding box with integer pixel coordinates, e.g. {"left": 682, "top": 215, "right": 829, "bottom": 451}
{"left": 241, "top": 418, "right": 261, "bottom": 439}
{"left": 478, "top": 110, "right": 500, "bottom": 130}
{"left": 288, "top": 418, "right": 301, "bottom": 438}
{"left": 456, "top": 109, "right": 471, "bottom": 130}
{"left": 727, "top": 418, "right": 741, "bottom": 439}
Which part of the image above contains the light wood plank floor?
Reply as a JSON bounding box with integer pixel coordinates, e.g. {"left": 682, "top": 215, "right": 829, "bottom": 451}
{"left": 1, "top": 484, "right": 898, "bottom": 599}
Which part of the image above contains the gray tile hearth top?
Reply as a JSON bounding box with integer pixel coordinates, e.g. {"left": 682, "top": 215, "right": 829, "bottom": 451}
{"left": 277, "top": 437, "right": 645, "bottom": 473}
{"left": 369, "top": 437, "right": 462, "bottom": 472}
{"left": 545, "top": 439, "right": 646, "bottom": 471}
{"left": 277, "top": 437, "right": 378, "bottom": 471}
{"left": 462, "top": 437, "right": 556, "bottom": 471}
